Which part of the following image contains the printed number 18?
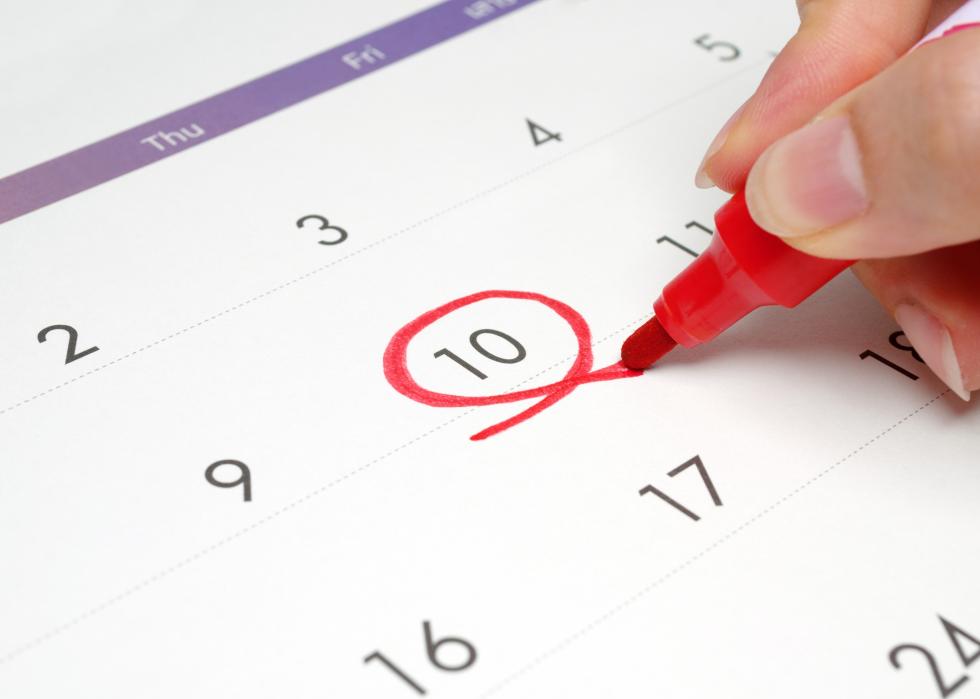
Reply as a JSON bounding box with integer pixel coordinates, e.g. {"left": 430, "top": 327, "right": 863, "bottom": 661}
{"left": 694, "top": 34, "right": 741, "bottom": 62}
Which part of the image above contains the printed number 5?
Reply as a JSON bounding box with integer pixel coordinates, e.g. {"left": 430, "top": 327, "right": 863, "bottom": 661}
{"left": 694, "top": 34, "right": 740, "bottom": 62}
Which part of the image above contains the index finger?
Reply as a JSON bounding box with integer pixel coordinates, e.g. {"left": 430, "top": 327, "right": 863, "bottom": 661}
{"left": 696, "top": 0, "right": 935, "bottom": 192}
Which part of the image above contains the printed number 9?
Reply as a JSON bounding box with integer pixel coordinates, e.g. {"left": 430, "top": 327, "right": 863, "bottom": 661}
{"left": 205, "top": 459, "right": 252, "bottom": 502}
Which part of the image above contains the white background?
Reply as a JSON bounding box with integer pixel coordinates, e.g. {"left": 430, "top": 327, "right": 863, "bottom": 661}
{"left": 0, "top": 1, "right": 976, "bottom": 697}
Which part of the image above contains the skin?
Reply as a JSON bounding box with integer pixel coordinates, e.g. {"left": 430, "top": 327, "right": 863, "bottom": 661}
{"left": 695, "top": 0, "right": 980, "bottom": 399}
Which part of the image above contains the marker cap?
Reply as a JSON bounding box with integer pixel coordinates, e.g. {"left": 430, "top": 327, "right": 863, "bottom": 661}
{"left": 654, "top": 191, "right": 852, "bottom": 348}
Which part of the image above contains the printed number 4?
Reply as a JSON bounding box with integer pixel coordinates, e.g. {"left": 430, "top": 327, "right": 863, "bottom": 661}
{"left": 526, "top": 119, "right": 561, "bottom": 147}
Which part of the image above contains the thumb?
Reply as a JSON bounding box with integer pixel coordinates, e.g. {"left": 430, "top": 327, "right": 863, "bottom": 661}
{"left": 744, "top": 28, "right": 980, "bottom": 401}
{"left": 744, "top": 28, "right": 980, "bottom": 259}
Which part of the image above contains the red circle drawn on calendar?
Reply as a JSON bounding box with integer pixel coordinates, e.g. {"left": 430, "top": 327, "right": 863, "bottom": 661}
{"left": 383, "top": 290, "right": 641, "bottom": 441}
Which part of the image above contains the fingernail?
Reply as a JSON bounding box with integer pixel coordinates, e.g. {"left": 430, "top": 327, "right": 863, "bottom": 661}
{"left": 894, "top": 304, "right": 971, "bottom": 401}
{"left": 695, "top": 103, "right": 747, "bottom": 189}
{"left": 745, "top": 115, "right": 868, "bottom": 237}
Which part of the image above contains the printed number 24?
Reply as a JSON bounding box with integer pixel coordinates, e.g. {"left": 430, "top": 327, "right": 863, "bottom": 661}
{"left": 890, "top": 616, "right": 980, "bottom": 698}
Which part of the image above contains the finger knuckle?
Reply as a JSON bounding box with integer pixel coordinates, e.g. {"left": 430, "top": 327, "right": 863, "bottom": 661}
{"left": 920, "top": 42, "right": 980, "bottom": 168}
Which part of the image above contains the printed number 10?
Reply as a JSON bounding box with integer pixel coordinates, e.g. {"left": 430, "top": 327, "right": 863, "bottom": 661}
{"left": 435, "top": 329, "right": 526, "bottom": 380}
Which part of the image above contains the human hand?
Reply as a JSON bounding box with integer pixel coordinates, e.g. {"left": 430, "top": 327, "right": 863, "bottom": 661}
{"left": 695, "top": 0, "right": 980, "bottom": 400}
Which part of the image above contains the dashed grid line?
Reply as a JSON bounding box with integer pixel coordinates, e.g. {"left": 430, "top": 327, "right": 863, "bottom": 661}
{"left": 479, "top": 390, "right": 950, "bottom": 697}
{"left": 0, "top": 59, "right": 766, "bottom": 420}
{"left": 0, "top": 312, "right": 650, "bottom": 666}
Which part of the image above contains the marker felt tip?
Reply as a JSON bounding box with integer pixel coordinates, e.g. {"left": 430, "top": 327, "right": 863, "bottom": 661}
{"left": 621, "top": 2, "right": 980, "bottom": 371}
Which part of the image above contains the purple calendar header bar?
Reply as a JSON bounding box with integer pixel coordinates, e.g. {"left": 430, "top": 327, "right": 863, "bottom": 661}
{"left": 0, "top": 0, "right": 540, "bottom": 225}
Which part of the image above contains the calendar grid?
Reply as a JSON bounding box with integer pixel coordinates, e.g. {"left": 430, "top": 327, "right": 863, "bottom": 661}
{"left": 0, "top": 311, "right": 651, "bottom": 665}
{"left": 0, "top": 61, "right": 765, "bottom": 422}
{"left": 479, "top": 390, "right": 949, "bottom": 697}
{"left": 6, "top": 4, "right": 968, "bottom": 695}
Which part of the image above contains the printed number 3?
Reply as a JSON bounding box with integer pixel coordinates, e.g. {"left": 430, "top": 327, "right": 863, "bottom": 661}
{"left": 296, "top": 214, "right": 348, "bottom": 245}
{"left": 37, "top": 324, "right": 99, "bottom": 364}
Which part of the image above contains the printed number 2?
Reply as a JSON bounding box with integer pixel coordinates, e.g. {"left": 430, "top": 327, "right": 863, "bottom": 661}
{"left": 37, "top": 324, "right": 99, "bottom": 364}
{"left": 890, "top": 645, "right": 968, "bottom": 697}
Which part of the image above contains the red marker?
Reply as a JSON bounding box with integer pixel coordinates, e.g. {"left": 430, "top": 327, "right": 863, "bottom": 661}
{"left": 620, "top": 191, "right": 850, "bottom": 369}
{"left": 621, "top": 5, "right": 980, "bottom": 371}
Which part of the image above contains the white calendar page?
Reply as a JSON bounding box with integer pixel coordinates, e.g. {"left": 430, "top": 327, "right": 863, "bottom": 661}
{"left": 1, "top": 2, "right": 978, "bottom": 698}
